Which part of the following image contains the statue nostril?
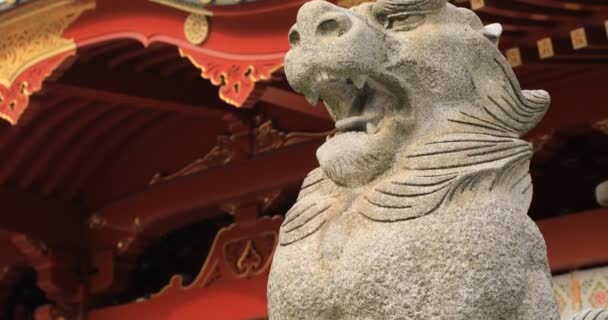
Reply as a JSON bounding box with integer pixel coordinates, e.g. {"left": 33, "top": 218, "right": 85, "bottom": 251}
{"left": 289, "top": 29, "right": 301, "bottom": 47}
{"left": 316, "top": 14, "right": 351, "bottom": 37}
{"left": 318, "top": 19, "right": 340, "bottom": 36}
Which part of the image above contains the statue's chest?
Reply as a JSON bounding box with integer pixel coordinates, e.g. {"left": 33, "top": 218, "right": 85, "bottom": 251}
{"left": 268, "top": 211, "right": 425, "bottom": 319}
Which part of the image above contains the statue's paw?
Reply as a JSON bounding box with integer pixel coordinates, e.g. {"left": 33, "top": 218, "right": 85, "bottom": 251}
{"left": 571, "top": 309, "right": 608, "bottom": 320}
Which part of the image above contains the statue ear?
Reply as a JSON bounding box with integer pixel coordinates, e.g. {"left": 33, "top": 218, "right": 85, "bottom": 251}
{"left": 482, "top": 23, "right": 502, "bottom": 46}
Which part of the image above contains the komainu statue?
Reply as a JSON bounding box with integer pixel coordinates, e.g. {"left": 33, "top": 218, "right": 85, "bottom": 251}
{"left": 267, "top": 0, "right": 606, "bottom": 319}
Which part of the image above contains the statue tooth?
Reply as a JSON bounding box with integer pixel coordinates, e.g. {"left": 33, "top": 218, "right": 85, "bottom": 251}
{"left": 352, "top": 75, "right": 368, "bottom": 89}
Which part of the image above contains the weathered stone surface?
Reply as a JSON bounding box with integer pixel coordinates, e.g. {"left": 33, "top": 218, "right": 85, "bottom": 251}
{"left": 267, "top": 0, "right": 580, "bottom": 319}
{"left": 596, "top": 180, "right": 608, "bottom": 207}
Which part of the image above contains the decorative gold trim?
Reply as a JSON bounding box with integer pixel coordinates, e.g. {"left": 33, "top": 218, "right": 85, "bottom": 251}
{"left": 0, "top": 0, "right": 96, "bottom": 87}
{"left": 259, "top": 189, "right": 281, "bottom": 211}
{"left": 149, "top": 120, "right": 332, "bottom": 184}
{"left": 0, "top": 113, "right": 16, "bottom": 125}
{"left": 537, "top": 37, "right": 554, "bottom": 59}
{"left": 470, "top": 0, "right": 485, "bottom": 10}
{"left": 179, "top": 46, "right": 284, "bottom": 107}
{"left": 184, "top": 13, "right": 209, "bottom": 45}
{"left": 505, "top": 47, "right": 522, "bottom": 68}
{"left": 570, "top": 27, "right": 588, "bottom": 50}
{"left": 88, "top": 214, "right": 107, "bottom": 229}
{"left": 149, "top": 134, "right": 241, "bottom": 185}
{"left": 149, "top": 0, "right": 212, "bottom": 15}
{"left": 570, "top": 273, "right": 582, "bottom": 312}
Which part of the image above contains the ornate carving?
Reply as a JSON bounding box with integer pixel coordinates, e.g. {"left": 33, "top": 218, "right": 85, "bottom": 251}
{"left": 225, "top": 239, "right": 263, "bottom": 276}
{"left": 154, "top": 215, "right": 282, "bottom": 295}
{"left": 219, "top": 202, "right": 241, "bottom": 216}
{"left": 10, "top": 235, "right": 80, "bottom": 311}
{"left": 202, "top": 262, "right": 221, "bottom": 287}
{"left": 150, "top": 134, "right": 245, "bottom": 184}
{"left": 87, "top": 214, "right": 107, "bottom": 229}
{"left": 0, "top": 0, "right": 95, "bottom": 125}
{"left": 254, "top": 120, "right": 286, "bottom": 154}
{"left": 254, "top": 119, "right": 335, "bottom": 154}
{"left": 259, "top": 189, "right": 282, "bottom": 212}
{"left": 150, "top": 119, "right": 331, "bottom": 184}
{"left": 179, "top": 47, "right": 283, "bottom": 107}
{"left": 184, "top": 13, "right": 209, "bottom": 45}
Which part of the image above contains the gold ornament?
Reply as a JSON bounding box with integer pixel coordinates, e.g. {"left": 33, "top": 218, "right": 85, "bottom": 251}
{"left": 0, "top": 0, "right": 95, "bottom": 87}
{"left": 184, "top": 13, "right": 209, "bottom": 45}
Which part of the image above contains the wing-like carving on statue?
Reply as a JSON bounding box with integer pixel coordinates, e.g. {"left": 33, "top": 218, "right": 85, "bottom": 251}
{"left": 279, "top": 168, "right": 342, "bottom": 246}
{"left": 572, "top": 309, "right": 608, "bottom": 320}
{"left": 355, "top": 56, "right": 550, "bottom": 222}
{"left": 358, "top": 132, "right": 533, "bottom": 222}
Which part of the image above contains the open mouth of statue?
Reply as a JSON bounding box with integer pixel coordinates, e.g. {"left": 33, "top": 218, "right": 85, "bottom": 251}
{"left": 304, "top": 71, "right": 398, "bottom": 136}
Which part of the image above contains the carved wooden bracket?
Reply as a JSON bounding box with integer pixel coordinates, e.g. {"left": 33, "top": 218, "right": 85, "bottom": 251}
{"left": 180, "top": 215, "right": 281, "bottom": 289}
{"left": 85, "top": 214, "right": 150, "bottom": 297}
{"left": 10, "top": 235, "right": 82, "bottom": 319}
{"left": 150, "top": 118, "right": 332, "bottom": 185}
{"left": 87, "top": 215, "right": 283, "bottom": 320}
{"left": 0, "top": 0, "right": 95, "bottom": 125}
{"left": 179, "top": 47, "right": 283, "bottom": 107}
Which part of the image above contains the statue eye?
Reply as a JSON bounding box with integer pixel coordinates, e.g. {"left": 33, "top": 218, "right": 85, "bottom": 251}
{"left": 386, "top": 13, "right": 426, "bottom": 31}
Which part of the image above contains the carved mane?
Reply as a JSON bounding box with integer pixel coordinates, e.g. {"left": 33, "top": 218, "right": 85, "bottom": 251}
{"left": 278, "top": 0, "right": 551, "bottom": 246}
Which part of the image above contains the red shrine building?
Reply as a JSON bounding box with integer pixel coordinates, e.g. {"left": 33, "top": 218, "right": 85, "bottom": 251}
{"left": 0, "top": 0, "right": 607, "bottom": 319}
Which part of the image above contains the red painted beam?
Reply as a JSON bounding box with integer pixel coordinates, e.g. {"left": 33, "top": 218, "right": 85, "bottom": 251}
{"left": 538, "top": 208, "right": 608, "bottom": 273}
{"left": 0, "top": 188, "right": 85, "bottom": 249}
{"left": 46, "top": 84, "right": 227, "bottom": 119}
{"left": 95, "top": 139, "right": 322, "bottom": 236}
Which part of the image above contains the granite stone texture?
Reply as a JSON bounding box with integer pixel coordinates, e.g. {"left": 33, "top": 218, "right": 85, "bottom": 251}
{"left": 267, "top": 0, "right": 603, "bottom": 319}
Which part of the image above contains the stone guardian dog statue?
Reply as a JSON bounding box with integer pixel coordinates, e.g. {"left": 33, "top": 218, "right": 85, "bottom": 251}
{"left": 268, "top": 1, "right": 607, "bottom": 319}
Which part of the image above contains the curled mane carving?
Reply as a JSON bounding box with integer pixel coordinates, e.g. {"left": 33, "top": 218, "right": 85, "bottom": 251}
{"left": 278, "top": 0, "right": 550, "bottom": 244}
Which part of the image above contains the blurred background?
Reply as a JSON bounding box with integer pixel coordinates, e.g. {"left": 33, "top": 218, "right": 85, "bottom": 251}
{"left": 0, "top": 0, "right": 606, "bottom": 319}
